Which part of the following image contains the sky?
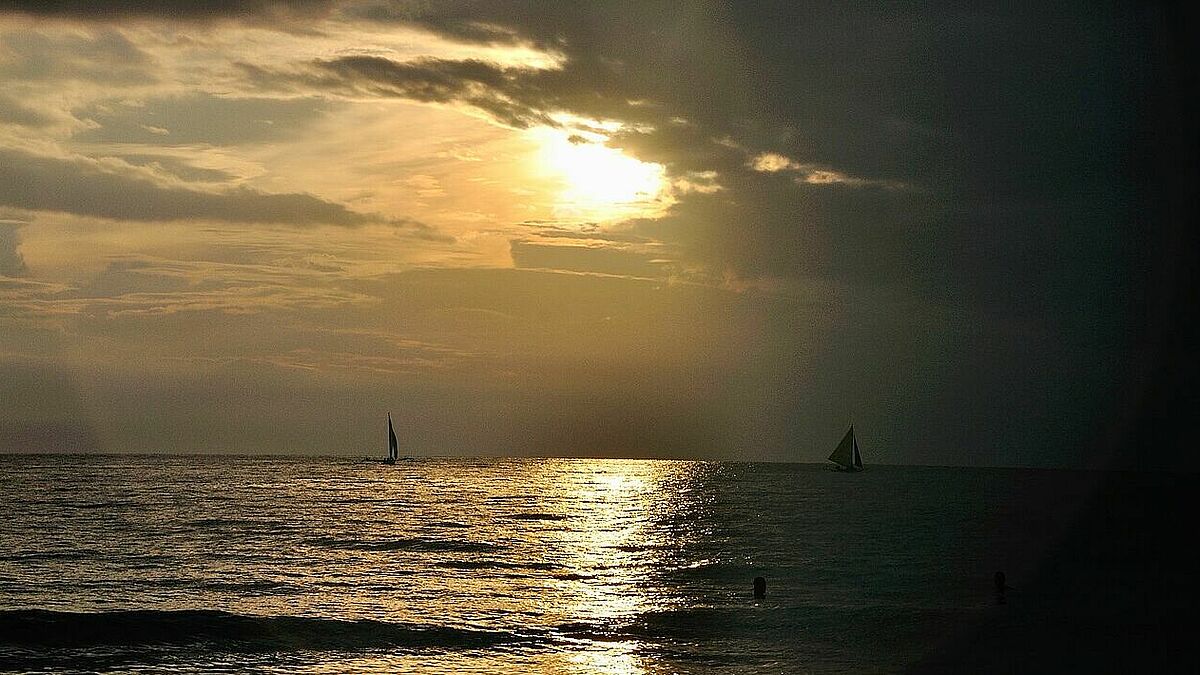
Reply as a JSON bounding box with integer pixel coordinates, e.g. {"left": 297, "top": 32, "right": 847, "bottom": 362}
{"left": 0, "top": 1, "right": 1194, "bottom": 467}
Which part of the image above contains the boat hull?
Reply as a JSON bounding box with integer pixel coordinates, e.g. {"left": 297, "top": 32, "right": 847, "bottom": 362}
{"left": 828, "top": 463, "right": 864, "bottom": 472}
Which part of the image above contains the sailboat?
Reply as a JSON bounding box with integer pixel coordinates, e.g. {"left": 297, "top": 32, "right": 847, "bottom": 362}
{"left": 828, "top": 425, "right": 864, "bottom": 472}
{"left": 383, "top": 412, "right": 399, "bottom": 465}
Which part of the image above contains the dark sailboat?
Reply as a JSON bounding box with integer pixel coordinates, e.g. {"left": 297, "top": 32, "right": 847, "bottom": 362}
{"left": 383, "top": 412, "right": 399, "bottom": 465}
{"left": 828, "top": 425, "right": 864, "bottom": 472}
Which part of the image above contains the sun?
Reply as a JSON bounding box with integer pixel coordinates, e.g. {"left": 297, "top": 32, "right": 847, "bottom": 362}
{"left": 529, "top": 128, "right": 669, "bottom": 222}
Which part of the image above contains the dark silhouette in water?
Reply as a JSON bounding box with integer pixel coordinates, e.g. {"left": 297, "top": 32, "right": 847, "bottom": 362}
{"left": 753, "top": 576, "right": 766, "bottom": 599}
{"left": 383, "top": 412, "right": 398, "bottom": 464}
{"left": 993, "top": 571, "right": 1008, "bottom": 605}
{"left": 827, "top": 425, "right": 864, "bottom": 471}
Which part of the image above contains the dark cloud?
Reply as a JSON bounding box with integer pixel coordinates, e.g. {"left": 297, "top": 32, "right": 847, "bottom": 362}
{"left": 242, "top": 2, "right": 1138, "bottom": 293}
{"left": 365, "top": 1, "right": 1156, "bottom": 244}
{"left": 238, "top": 57, "right": 558, "bottom": 129}
{"left": 0, "top": 147, "right": 401, "bottom": 226}
{"left": 355, "top": 1, "right": 1161, "bottom": 320}
{"left": 0, "top": 0, "right": 334, "bottom": 22}
{"left": 312, "top": 56, "right": 559, "bottom": 128}
{"left": 239, "top": 41, "right": 709, "bottom": 133}
{"left": 270, "top": 2, "right": 1167, "bottom": 344}
{"left": 353, "top": 1, "right": 773, "bottom": 131}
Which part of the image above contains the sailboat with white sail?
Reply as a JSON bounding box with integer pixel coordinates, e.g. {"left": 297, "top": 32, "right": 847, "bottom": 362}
{"left": 828, "top": 425, "right": 864, "bottom": 472}
{"left": 383, "top": 412, "right": 399, "bottom": 464}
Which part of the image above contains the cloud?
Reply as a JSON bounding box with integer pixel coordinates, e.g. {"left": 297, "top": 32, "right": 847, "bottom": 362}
{"left": 0, "top": 147, "right": 415, "bottom": 227}
{"left": 72, "top": 94, "right": 336, "bottom": 146}
{"left": 227, "top": 7, "right": 945, "bottom": 283}
{"left": 238, "top": 56, "right": 561, "bottom": 129}
{"left": 0, "top": 27, "right": 155, "bottom": 85}
{"left": 671, "top": 171, "right": 722, "bottom": 194}
{"left": 0, "top": 1, "right": 335, "bottom": 23}
{"left": 0, "top": 222, "right": 28, "bottom": 276}
{"left": 232, "top": 17, "right": 1134, "bottom": 332}
{"left": 0, "top": 93, "right": 55, "bottom": 127}
{"left": 750, "top": 152, "right": 799, "bottom": 173}
{"left": 510, "top": 240, "right": 668, "bottom": 280}
{"left": 404, "top": 174, "right": 445, "bottom": 198}
{"left": 118, "top": 155, "right": 239, "bottom": 184}
{"left": 0, "top": 253, "right": 377, "bottom": 323}
{"left": 750, "top": 152, "right": 907, "bottom": 189}
{"left": 238, "top": 46, "right": 697, "bottom": 135}
{"left": 354, "top": 2, "right": 1153, "bottom": 351}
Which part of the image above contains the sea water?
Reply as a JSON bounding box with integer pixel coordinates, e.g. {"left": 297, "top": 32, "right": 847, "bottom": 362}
{"left": 0, "top": 455, "right": 1188, "bottom": 673}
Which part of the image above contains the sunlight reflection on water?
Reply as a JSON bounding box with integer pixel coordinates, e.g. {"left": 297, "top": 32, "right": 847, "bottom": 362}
{"left": 0, "top": 455, "right": 1089, "bottom": 674}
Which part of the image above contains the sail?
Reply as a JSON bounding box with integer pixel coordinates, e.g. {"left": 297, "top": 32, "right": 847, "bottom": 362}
{"left": 829, "top": 425, "right": 860, "bottom": 470}
{"left": 387, "top": 413, "right": 398, "bottom": 460}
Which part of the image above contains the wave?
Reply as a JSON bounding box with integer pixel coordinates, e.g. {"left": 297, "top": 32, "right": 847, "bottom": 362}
{"left": 507, "top": 513, "right": 569, "bottom": 521}
{"left": 130, "top": 578, "right": 299, "bottom": 594}
{"left": 187, "top": 517, "right": 248, "bottom": 528}
{"left": 0, "top": 609, "right": 534, "bottom": 652}
{"left": 309, "top": 536, "right": 503, "bottom": 553}
{"left": 605, "top": 543, "right": 674, "bottom": 553}
{"left": 432, "top": 560, "right": 560, "bottom": 572}
{"left": 23, "top": 498, "right": 134, "bottom": 510}
{"left": 0, "top": 550, "right": 100, "bottom": 562}
{"left": 554, "top": 572, "right": 593, "bottom": 581}
{"left": 0, "top": 608, "right": 755, "bottom": 655}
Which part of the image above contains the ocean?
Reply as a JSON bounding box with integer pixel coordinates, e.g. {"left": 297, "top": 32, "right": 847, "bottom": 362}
{"left": 0, "top": 455, "right": 1192, "bottom": 674}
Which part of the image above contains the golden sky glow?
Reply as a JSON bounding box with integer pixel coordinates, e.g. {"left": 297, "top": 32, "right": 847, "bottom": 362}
{"left": 0, "top": 13, "right": 681, "bottom": 284}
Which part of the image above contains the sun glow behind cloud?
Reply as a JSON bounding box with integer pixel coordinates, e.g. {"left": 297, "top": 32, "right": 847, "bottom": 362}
{"left": 528, "top": 128, "right": 670, "bottom": 223}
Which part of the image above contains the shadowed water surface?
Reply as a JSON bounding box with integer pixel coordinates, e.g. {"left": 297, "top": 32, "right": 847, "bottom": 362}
{"left": 0, "top": 455, "right": 1190, "bottom": 673}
